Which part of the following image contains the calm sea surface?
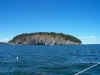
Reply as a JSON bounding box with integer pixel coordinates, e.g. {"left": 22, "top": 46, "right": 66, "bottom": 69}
{"left": 0, "top": 44, "right": 100, "bottom": 75}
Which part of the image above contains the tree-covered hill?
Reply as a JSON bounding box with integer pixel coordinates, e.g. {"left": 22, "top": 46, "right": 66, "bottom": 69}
{"left": 8, "top": 32, "right": 82, "bottom": 45}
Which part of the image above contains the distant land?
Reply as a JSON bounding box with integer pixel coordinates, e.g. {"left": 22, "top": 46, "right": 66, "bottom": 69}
{"left": 8, "top": 32, "right": 82, "bottom": 45}
{"left": 0, "top": 42, "right": 9, "bottom": 45}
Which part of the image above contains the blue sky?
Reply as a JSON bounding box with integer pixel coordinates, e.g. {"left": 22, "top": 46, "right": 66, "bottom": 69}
{"left": 0, "top": 0, "right": 100, "bottom": 44}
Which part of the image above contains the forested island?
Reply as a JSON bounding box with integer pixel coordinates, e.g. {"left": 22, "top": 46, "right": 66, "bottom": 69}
{"left": 8, "top": 32, "right": 82, "bottom": 45}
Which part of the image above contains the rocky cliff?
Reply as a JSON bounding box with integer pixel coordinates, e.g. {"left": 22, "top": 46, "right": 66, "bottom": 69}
{"left": 8, "top": 32, "right": 82, "bottom": 45}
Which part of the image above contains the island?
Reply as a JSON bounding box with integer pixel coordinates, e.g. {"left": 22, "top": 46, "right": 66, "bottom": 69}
{"left": 0, "top": 42, "right": 9, "bottom": 45}
{"left": 8, "top": 32, "right": 82, "bottom": 45}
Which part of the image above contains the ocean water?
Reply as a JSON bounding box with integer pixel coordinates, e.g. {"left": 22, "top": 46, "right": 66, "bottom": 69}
{"left": 0, "top": 44, "right": 100, "bottom": 75}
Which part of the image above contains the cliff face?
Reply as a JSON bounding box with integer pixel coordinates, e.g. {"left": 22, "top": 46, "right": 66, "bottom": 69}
{"left": 8, "top": 32, "right": 82, "bottom": 45}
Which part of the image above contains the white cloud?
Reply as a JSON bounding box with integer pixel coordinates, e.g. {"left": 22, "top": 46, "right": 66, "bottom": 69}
{"left": 0, "top": 38, "right": 9, "bottom": 42}
{"left": 80, "top": 36, "right": 100, "bottom": 44}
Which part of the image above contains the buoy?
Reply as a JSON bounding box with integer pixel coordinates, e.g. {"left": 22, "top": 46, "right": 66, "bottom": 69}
{"left": 16, "top": 56, "right": 19, "bottom": 63}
